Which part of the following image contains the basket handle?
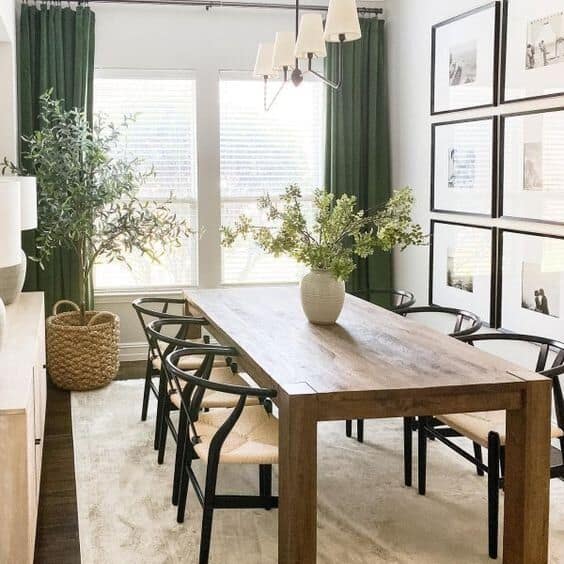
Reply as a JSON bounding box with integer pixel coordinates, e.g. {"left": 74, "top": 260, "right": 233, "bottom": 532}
{"left": 88, "top": 311, "right": 115, "bottom": 327}
{"left": 52, "top": 300, "right": 80, "bottom": 316}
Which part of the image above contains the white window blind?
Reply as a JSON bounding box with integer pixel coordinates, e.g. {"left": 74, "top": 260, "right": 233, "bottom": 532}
{"left": 220, "top": 77, "right": 325, "bottom": 284}
{"left": 93, "top": 70, "right": 198, "bottom": 290}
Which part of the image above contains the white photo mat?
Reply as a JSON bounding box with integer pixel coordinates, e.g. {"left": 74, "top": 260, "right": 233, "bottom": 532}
{"left": 502, "top": 0, "right": 564, "bottom": 102}
{"left": 431, "top": 222, "right": 494, "bottom": 324}
{"left": 432, "top": 3, "right": 499, "bottom": 114}
{"left": 502, "top": 108, "right": 564, "bottom": 223}
{"left": 500, "top": 230, "right": 564, "bottom": 340}
{"left": 432, "top": 118, "right": 495, "bottom": 215}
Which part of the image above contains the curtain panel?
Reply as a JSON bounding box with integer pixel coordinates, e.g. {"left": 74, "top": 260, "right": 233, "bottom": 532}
{"left": 19, "top": 2, "right": 95, "bottom": 312}
{"left": 324, "top": 17, "right": 393, "bottom": 306}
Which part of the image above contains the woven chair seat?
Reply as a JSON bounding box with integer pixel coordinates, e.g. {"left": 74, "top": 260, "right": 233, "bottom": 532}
{"left": 152, "top": 347, "right": 226, "bottom": 371}
{"left": 190, "top": 405, "right": 279, "bottom": 465}
{"left": 168, "top": 367, "right": 260, "bottom": 409}
{"left": 437, "top": 411, "right": 564, "bottom": 448}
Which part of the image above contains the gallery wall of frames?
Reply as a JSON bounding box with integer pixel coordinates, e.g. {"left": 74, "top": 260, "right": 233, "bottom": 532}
{"left": 428, "top": 0, "right": 564, "bottom": 338}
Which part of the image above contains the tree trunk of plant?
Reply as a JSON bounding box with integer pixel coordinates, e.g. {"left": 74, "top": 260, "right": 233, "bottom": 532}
{"left": 78, "top": 239, "right": 87, "bottom": 325}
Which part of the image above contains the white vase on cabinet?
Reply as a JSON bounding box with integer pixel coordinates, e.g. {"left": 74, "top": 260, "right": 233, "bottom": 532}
{"left": 300, "top": 269, "right": 345, "bottom": 325}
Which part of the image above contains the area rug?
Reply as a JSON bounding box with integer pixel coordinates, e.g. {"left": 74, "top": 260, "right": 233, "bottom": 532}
{"left": 72, "top": 380, "right": 564, "bottom": 563}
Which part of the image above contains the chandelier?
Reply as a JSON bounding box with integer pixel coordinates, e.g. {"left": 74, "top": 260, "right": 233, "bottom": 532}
{"left": 253, "top": 0, "right": 362, "bottom": 111}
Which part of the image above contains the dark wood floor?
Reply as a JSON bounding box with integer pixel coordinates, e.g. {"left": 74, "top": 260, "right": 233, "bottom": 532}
{"left": 34, "top": 361, "right": 145, "bottom": 564}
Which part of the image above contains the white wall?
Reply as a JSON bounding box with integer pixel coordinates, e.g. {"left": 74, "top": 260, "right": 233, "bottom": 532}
{"left": 93, "top": 3, "right": 320, "bottom": 359}
{"left": 386, "top": 0, "right": 564, "bottom": 306}
{"left": 0, "top": 0, "right": 18, "bottom": 165}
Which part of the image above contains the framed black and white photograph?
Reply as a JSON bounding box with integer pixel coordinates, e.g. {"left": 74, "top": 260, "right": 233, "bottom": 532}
{"left": 431, "top": 116, "right": 497, "bottom": 216}
{"left": 501, "top": 107, "right": 564, "bottom": 224}
{"left": 430, "top": 220, "right": 496, "bottom": 326}
{"left": 431, "top": 2, "right": 501, "bottom": 115}
{"left": 502, "top": 0, "right": 564, "bottom": 103}
{"left": 499, "top": 229, "right": 564, "bottom": 340}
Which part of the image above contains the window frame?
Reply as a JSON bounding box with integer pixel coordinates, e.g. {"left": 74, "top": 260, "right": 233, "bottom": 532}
{"left": 92, "top": 67, "right": 326, "bottom": 295}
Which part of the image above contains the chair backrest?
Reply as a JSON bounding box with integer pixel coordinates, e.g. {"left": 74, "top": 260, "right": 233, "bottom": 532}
{"left": 458, "top": 333, "right": 564, "bottom": 431}
{"left": 132, "top": 297, "right": 207, "bottom": 351}
{"left": 353, "top": 288, "right": 416, "bottom": 311}
{"left": 145, "top": 316, "right": 215, "bottom": 377}
{"left": 397, "top": 305, "right": 482, "bottom": 338}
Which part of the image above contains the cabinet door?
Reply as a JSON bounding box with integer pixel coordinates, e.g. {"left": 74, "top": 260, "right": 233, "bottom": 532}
{"left": 35, "top": 335, "right": 47, "bottom": 438}
{"left": 33, "top": 338, "right": 47, "bottom": 501}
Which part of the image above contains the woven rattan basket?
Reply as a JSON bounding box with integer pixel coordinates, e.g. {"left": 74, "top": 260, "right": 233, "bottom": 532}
{"left": 46, "top": 300, "right": 120, "bottom": 391}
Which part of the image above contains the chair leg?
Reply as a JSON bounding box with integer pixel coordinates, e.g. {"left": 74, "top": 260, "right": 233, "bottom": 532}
{"left": 356, "top": 419, "right": 364, "bottom": 443}
{"left": 199, "top": 459, "right": 220, "bottom": 564}
{"left": 487, "top": 432, "right": 501, "bottom": 560}
{"left": 141, "top": 358, "right": 153, "bottom": 422}
{"left": 403, "top": 417, "right": 413, "bottom": 487}
{"left": 177, "top": 443, "right": 193, "bottom": 523}
{"left": 418, "top": 416, "right": 428, "bottom": 495}
{"left": 173, "top": 408, "right": 188, "bottom": 506}
{"left": 345, "top": 420, "right": 352, "bottom": 438}
{"left": 157, "top": 399, "right": 170, "bottom": 465}
{"left": 154, "top": 368, "right": 167, "bottom": 450}
{"left": 473, "top": 442, "right": 485, "bottom": 476}
{"left": 259, "top": 464, "right": 273, "bottom": 510}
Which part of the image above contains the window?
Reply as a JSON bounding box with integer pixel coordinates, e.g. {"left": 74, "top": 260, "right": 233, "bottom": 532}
{"left": 93, "top": 70, "right": 198, "bottom": 290}
{"left": 220, "top": 75, "right": 325, "bottom": 284}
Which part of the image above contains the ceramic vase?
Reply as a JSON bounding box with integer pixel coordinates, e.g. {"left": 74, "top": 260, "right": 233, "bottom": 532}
{"left": 300, "top": 269, "right": 345, "bottom": 325}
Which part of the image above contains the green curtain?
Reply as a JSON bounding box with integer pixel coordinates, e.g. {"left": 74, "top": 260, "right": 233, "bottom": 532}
{"left": 324, "top": 18, "right": 392, "bottom": 307}
{"left": 19, "top": 2, "right": 95, "bottom": 314}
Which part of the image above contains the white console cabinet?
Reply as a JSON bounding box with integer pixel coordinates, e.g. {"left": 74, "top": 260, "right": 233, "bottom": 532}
{"left": 0, "top": 293, "right": 46, "bottom": 563}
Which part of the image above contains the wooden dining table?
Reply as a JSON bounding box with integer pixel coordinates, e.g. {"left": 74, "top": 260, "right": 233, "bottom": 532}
{"left": 184, "top": 286, "right": 551, "bottom": 564}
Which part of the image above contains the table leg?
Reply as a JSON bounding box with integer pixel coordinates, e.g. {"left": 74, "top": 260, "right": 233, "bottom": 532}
{"left": 278, "top": 393, "right": 318, "bottom": 564}
{"left": 503, "top": 380, "right": 551, "bottom": 563}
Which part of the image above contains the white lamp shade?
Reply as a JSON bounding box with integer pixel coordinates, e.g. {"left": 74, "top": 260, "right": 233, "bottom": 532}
{"left": 295, "top": 14, "right": 327, "bottom": 59}
{"left": 324, "top": 0, "right": 362, "bottom": 43}
{"left": 254, "top": 43, "right": 278, "bottom": 78}
{"left": 273, "top": 32, "right": 295, "bottom": 70}
{"left": 0, "top": 181, "right": 22, "bottom": 268}
{"left": 18, "top": 176, "right": 37, "bottom": 231}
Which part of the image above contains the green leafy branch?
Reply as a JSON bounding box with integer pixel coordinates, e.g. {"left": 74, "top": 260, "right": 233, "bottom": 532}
{"left": 3, "top": 92, "right": 194, "bottom": 320}
{"left": 221, "top": 185, "right": 425, "bottom": 281}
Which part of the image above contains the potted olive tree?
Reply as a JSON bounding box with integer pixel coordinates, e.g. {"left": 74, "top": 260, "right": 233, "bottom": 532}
{"left": 5, "top": 93, "right": 192, "bottom": 390}
{"left": 222, "top": 185, "right": 424, "bottom": 324}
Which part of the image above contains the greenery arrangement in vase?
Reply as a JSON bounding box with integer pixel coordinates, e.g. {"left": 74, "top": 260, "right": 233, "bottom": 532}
{"left": 222, "top": 185, "right": 424, "bottom": 324}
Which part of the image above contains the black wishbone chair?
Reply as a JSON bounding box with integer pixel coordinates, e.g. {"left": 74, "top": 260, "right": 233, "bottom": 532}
{"left": 132, "top": 298, "right": 229, "bottom": 449}
{"left": 398, "top": 305, "right": 483, "bottom": 488}
{"left": 417, "top": 333, "right": 564, "bottom": 559}
{"left": 346, "top": 288, "right": 417, "bottom": 443}
{"left": 351, "top": 288, "right": 417, "bottom": 310}
{"left": 146, "top": 318, "right": 258, "bottom": 470}
{"left": 133, "top": 297, "right": 210, "bottom": 419}
{"left": 166, "top": 347, "right": 279, "bottom": 564}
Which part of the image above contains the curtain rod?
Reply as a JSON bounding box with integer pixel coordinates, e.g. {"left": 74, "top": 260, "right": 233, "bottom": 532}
{"left": 81, "top": 0, "right": 383, "bottom": 14}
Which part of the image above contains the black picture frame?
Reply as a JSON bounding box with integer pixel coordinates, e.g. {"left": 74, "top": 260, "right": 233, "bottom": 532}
{"left": 430, "top": 115, "right": 498, "bottom": 217}
{"left": 429, "top": 219, "right": 498, "bottom": 327}
{"left": 497, "top": 228, "right": 564, "bottom": 337}
{"left": 431, "top": 2, "right": 501, "bottom": 116}
{"left": 499, "top": 105, "right": 564, "bottom": 225}
{"left": 501, "top": 0, "right": 564, "bottom": 104}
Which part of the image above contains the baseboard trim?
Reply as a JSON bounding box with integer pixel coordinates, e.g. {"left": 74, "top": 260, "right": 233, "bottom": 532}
{"left": 120, "top": 342, "right": 148, "bottom": 362}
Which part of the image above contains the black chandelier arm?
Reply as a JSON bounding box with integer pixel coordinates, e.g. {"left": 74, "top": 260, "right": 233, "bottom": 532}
{"left": 306, "top": 39, "right": 344, "bottom": 91}
{"left": 263, "top": 71, "right": 289, "bottom": 112}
